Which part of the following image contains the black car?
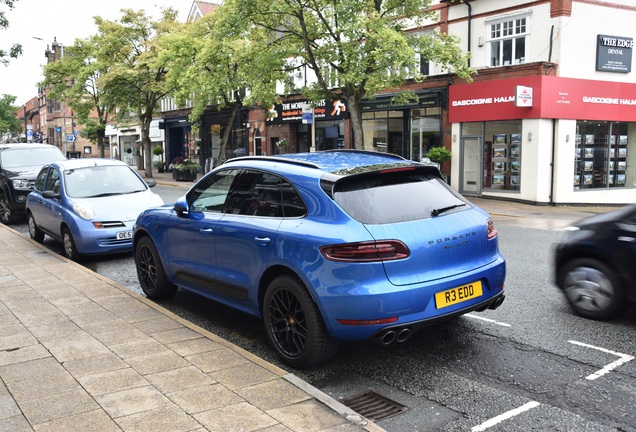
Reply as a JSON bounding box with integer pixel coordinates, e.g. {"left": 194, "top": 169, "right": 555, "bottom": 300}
{"left": 554, "top": 204, "right": 636, "bottom": 320}
{"left": 0, "top": 143, "right": 67, "bottom": 224}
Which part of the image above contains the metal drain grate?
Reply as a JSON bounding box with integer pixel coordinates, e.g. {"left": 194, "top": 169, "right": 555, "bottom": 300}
{"left": 341, "top": 390, "right": 409, "bottom": 421}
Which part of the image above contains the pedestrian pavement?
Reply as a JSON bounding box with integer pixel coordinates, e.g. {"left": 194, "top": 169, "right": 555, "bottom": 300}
{"left": 0, "top": 169, "right": 384, "bottom": 431}
{"left": 0, "top": 168, "right": 624, "bottom": 431}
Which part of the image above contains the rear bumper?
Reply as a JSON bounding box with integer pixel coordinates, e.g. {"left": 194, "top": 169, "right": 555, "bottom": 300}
{"left": 370, "top": 292, "right": 505, "bottom": 345}
{"left": 315, "top": 255, "right": 506, "bottom": 341}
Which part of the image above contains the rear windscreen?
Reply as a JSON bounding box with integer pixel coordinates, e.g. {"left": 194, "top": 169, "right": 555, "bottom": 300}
{"left": 333, "top": 172, "right": 469, "bottom": 224}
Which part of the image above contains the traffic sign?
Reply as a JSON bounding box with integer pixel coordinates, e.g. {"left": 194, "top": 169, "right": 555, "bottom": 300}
{"left": 66, "top": 134, "right": 77, "bottom": 143}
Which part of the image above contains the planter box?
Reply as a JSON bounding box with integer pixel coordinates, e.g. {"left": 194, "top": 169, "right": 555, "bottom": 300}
{"left": 172, "top": 170, "right": 197, "bottom": 182}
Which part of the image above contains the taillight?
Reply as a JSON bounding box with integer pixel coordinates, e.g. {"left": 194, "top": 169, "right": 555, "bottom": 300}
{"left": 320, "top": 240, "right": 410, "bottom": 262}
{"left": 486, "top": 218, "right": 498, "bottom": 239}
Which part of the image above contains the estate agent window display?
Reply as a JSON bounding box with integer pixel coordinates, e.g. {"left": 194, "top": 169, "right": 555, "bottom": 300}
{"left": 573, "top": 121, "right": 634, "bottom": 190}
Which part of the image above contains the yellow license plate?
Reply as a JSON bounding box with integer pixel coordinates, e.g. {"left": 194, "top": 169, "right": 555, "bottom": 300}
{"left": 435, "top": 281, "right": 483, "bottom": 309}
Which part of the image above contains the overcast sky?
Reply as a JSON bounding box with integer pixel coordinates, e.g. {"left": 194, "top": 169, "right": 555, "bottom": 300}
{"left": 1, "top": 0, "right": 201, "bottom": 106}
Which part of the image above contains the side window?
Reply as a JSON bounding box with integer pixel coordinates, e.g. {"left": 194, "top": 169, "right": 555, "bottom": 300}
{"left": 34, "top": 167, "right": 49, "bottom": 192}
{"left": 44, "top": 169, "right": 61, "bottom": 194}
{"left": 281, "top": 180, "right": 307, "bottom": 217}
{"left": 190, "top": 169, "right": 237, "bottom": 213}
{"left": 225, "top": 170, "right": 283, "bottom": 217}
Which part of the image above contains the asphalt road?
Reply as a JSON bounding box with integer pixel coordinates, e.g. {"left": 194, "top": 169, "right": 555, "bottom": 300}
{"left": 11, "top": 186, "right": 636, "bottom": 431}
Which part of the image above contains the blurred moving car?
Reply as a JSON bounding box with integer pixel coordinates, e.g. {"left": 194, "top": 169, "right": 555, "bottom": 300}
{"left": 555, "top": 204, "right": 636, "bottom": 320}
{"left": 0, "top": 143, "right": 66, "bottom": 224}
{"left": 133, "top": 150, "right": 506, "bottom": 368}
{"left": 26, "top": 158, "right": 164, "bottom": 261}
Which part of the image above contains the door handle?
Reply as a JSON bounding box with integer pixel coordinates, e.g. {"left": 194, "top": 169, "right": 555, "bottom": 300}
{"left": 199, "top": 228, "right": 214, "bottom": 234}
{"left": 254, "top": 237, "right": 271, "bottom": 244}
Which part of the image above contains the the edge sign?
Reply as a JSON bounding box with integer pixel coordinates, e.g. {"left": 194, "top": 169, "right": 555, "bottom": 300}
{"left": 596, "top": 34, "right": 633, "bottom": 73}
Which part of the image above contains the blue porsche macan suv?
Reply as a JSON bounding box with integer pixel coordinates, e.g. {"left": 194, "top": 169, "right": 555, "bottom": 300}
{"left": 133, "top": 150, "right": 506, "bottom": 368}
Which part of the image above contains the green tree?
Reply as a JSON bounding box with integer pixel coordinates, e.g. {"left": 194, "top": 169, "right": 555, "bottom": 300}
{"left": 0, "top": 94, "right": 21, "bottom": 139}
{"left": 157, "top": 0, "right": 285, "bottom": 165}
{"left": 95, "top": 8, "right": 179, "bottom": 177}
{"left": 41, "top": 36, "right": 115, "bottom": 157}
{"left": 0, "top": 0, "right": 22, "bottom": 66}
{"left": 236, "top": 0, "right": 473, "bottom": 149}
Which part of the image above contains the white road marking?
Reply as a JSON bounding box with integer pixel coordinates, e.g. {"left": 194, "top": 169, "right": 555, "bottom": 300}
{"left": 465, "top": 314, "right": 511, "bottom": 327}
{"left": 471, "top": 401, "right": 540, "bottom": 431}
{"left": 569, "top": 340, "right": 634, "bottom": 380}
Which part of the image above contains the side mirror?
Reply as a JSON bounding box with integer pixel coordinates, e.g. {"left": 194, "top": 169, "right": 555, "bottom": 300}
{"left": 42, "top": 190, "right": 60, "bottom": 199}
{"left": 146, "top": 179, "right": 157, "bottom": 188}
{"left": 173, "top": 196, "right": 189, "bottom": 217}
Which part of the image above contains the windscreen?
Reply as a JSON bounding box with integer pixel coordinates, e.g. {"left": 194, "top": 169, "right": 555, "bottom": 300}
{"left": 64, "top": 165, "right": 147, "bottom": 198}
{"left": 1, "top": 147, "right": 65, "bottom": 169}
{"left": 333, "top": 171, "right": 469, "bottom": 224}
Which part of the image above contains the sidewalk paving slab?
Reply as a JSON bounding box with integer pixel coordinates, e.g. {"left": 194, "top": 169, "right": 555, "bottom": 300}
{"left": 0, "top": 224, "right": 383, "bottom": 432}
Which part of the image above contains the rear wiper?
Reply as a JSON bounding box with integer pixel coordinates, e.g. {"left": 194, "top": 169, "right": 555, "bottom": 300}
{"left": 431, "top": 203, "right": 466, "bottom": 217}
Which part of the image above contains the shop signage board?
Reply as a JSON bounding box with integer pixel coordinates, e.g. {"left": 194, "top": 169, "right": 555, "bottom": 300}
{"left": 596, "top": 34, "right": 633, "bottom": 73}
{"left": 449, "top": 76, "right": 636, "bottom": 123}
{"left": 266, "top": 99, "right": 347, "bottom": 123}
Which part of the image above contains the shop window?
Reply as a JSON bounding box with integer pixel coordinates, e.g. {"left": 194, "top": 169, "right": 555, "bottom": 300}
{"left": 488, "top": 16, "right": 528, "bottom": 67}
{"left": 362, "top": 111, "right": 403, "bottom": 156}
{"left": 411, "top": 108, "right": 441, "bottom": 162}
{"left": 574, "top": 121, "right": 634, "bottom": 190}
{"left": 483, "top": 121, "right": 522, "bottom": 191}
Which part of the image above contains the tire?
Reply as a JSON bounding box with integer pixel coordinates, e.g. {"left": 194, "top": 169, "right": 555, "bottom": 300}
{"left": 62, "top": 227, "right": 81, "bottom": 262}
{"left": 558, "top": 258, "right": 625, "bottom": 320}
{"left": 27, "top": 212, "right": 44, "bottom": 243}
{"left": 135, "top": 236, "right": 177, "bottom": 299}
{"left": 0, "top": 194, "right": 17, "bottom": 225}
{"left": 263, "top": 275, "right": 339, "bottom": 369}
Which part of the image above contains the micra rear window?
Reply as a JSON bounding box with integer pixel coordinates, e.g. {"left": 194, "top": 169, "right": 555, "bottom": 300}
{"left": 333, "top": 170, "right": 469, "bottom": 224}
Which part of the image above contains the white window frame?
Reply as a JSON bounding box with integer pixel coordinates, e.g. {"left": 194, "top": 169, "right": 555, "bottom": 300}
{"left": 487, "top": 13, "right": 531, "bottom": 67}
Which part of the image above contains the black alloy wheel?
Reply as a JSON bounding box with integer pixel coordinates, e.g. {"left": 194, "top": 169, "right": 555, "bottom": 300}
{"left": 263, "top": 275, "right": 339, "bottom": 369}
{"left": 135, "top": 236, "right": 177, "bottom": 299}
{"left": 27, "top": 213, "right": 44, "bottom": 243}
{"left": 559, "top": 258, "right": 625, "bottom": 320}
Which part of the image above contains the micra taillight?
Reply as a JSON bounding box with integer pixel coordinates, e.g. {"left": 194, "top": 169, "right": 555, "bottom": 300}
{"left": 486, "top": 218, "right": 498, "bottom": 239}
{"left": 320, "top": 240, "right": 410, "bottom": 262}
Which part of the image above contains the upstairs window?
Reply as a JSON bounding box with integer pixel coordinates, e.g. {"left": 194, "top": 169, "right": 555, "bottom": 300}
{"left": 488, "top": 16, "right": 529, "bottom": 67}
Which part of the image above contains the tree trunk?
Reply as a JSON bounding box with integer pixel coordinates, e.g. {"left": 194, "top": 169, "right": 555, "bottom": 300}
{"left": 346, "top": 95, "right": 365, "bottom": 150}
{"left": 215, "top": 103, "right": 239, "bottom": 167}
{"left": 98, "top": 130, "right": 106, "bottom": 158}
{"left": 141, "top": 116, "right": 153, "bottom": 178}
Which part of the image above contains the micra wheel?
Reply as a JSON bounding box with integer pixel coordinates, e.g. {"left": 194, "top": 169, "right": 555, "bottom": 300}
{"left": 558, "top": 258, "right": 625, "bottom": 320}
{"left": 0, "top": 195, "right": 16, "bottom": 225}
{"left": 263, "top": 275, "right": 339, "bottom": 369}
{"left": 135, "top": 236, "right": 177, "bottom": 299}
{"left": 62, "top": 227, "right": 81, "bottom": 261}
{"left": 27, "top": 212, "right": 44, "bottom": 243}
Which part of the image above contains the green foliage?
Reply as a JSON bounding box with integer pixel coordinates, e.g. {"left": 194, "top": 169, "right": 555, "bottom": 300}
{"left": 156, "top": 0, "right": 285, "bottom": 161}
{"left": 235, "top": 0, "right": 474, "bottom": 149}
{"left": 426, "top": 146, "right": 452, "bottom": 164}
{"left": 152, "top": 144, "right": 164, "bottom": 156}
{"left": 41, "top": 35, "right": 116, "bottom": 156}
{"left": 94, "top": 8, "right": 179, "bottom": 176}
{"left": 0, "top": 0, "right": 22, "bottom": 66}
{"left": 0, "top": 94, "right": 21, "bottom": 136}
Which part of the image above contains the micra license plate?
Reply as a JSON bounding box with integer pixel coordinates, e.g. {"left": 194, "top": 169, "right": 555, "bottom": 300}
{"left": 116, "top": 230, "right": 133, "bottom": 240}
{"left": 435, "top": 281, "right": 483, "bottom": 309}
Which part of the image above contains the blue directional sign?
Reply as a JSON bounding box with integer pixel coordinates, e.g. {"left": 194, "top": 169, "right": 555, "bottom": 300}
{"left": 66, "top": 134, "right": 77, "bottom": 143}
